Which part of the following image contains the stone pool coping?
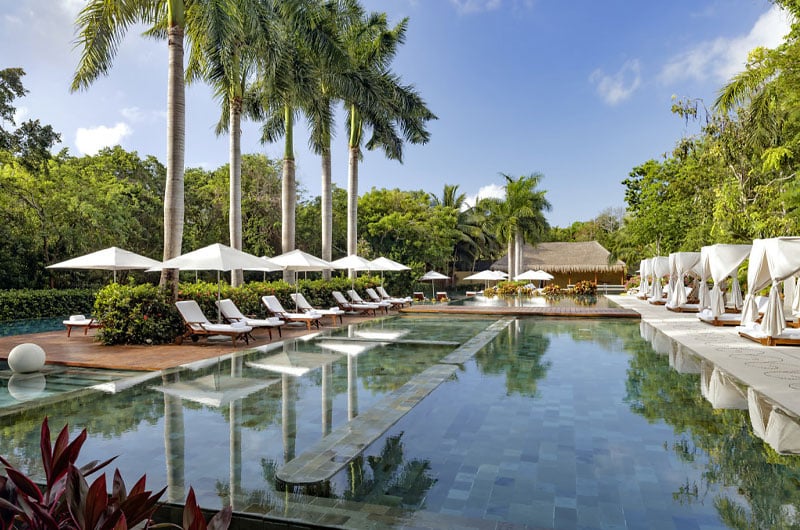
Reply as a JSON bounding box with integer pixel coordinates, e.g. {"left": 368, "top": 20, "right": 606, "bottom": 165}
{"left": 608, "top": 294, "right": 800, "bottom": 419}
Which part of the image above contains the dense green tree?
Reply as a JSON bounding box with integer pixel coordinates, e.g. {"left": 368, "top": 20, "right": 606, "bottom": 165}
{"left": 358, "top": 187, "right": 459, "bottom": 274}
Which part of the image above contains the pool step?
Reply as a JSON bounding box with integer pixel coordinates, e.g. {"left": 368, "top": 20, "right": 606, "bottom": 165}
{"left": 313, "top": 336, "right": 460, "bottom": 347}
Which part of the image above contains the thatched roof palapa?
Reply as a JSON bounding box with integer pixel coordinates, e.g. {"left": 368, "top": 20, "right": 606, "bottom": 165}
{"left": 492, "top": 241, "right": 626, "bottom": 274}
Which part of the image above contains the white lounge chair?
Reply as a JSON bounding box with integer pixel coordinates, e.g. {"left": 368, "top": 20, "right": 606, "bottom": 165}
{"left": 261, "top": 295, "right": 321, "bottom": 330}
{"left": 331, "top": 291, "right": 378, "bottom": 315}
{"left": 365, "top": 287, "right": 407, "bottom": 308}
{"left": 216, "top": 298, "right": 284, "bottom": 340}
{"left": 62, "top": 314, "right": 101, "bottom": 337}
{"left": 175, "top": 300, "right": 252, "bottom": 346}
{"left": 290, "top": 293, "right": 345, "bottom": 325}
{"left": 377, "top": 286, "right": 412, "bottom": 304}
{"left": 348, "top": 289, "right": 390, "bottom": 313}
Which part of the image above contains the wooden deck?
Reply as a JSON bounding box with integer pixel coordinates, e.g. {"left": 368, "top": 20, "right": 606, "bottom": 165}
{"left": 0, "top": 305, "right": 640, "bottom": 373}
{"left": 0, "top": 314, "right": 378, "bottom": 372}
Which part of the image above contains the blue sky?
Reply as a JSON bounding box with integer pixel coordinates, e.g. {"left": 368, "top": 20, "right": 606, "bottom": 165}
{"left": 1, "top": 0, "right": 791, "bottom": 226}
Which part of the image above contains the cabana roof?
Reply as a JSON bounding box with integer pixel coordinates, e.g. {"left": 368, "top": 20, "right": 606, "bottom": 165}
{"left": 492, "top": 241, "right": 626, "bottom": 274}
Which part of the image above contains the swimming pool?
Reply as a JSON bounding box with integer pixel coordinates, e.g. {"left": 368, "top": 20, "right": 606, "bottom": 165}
{"left": 0, "top": 315, "right": 797, "bottom": 528}
{"left": 451, "top": 294, "right": 619, "bottom": 309}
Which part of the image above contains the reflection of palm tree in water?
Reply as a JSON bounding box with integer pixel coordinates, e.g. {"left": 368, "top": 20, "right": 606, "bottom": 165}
{"left": 475, "top": 320, "right": 552, "bottom": 397}
{"left": 342, "top": 432, "right": 436, "bottom": 509}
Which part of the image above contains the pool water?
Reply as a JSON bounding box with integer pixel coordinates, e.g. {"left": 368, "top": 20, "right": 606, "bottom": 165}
{"left": 0, "top": 316, "right": 65, "bottom": 337}
{"left": 0, "top": 364, "right": 148, "bottom": 410}
{"left": 451, "top": 294, "right": 618, "bottom": 309}
{"left": 0, "top": 315, "right": 797, "bottom": 529}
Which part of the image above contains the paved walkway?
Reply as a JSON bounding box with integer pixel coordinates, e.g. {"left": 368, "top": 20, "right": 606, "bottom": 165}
{"left": 402, "top": 304, "right": 639, "bottom": 318}
{"left": 608, "top": 294, "right": 800, "bottom": 418}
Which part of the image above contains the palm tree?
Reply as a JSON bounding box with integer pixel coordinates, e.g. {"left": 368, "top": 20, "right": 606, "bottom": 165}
{"left": 188, "top": 0, "right": 277, "bottom": 287}
{"left": 251, "top": 0, "right": 346, "bottom": 281}
{"left": 72, "top": 0, "right": 186, "bottom": 297}
{"left": 431, "top": 184, "right": 491, "bottom": 273}
{"left": 305, "top": 0, "right": 365, "bottom": 278}
{"left": 342, "top": 10, "right": 436, "bottom": 257}
{"left": 484, "top": 173, "right": 551, "bottom": 279}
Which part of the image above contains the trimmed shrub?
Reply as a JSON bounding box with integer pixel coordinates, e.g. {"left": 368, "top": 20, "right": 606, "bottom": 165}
{"left": 94, "top": 281, "right": 183, "bottom": 345}
{"left": 0, "top": 289, "right": 95, "bottom": 321}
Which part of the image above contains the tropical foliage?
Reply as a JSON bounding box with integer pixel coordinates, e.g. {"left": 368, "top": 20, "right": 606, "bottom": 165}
{"left": 0, "top": 417, "right": 232, "bottom": 530}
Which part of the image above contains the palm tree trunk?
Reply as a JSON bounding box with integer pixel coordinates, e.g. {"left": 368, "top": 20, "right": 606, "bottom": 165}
{"left": 507, "top": 237, "right": 515, "bottom": 280}
{"left": 347, "top": 106, "right": 361, "bottom": 268}
{"left": 347, "top": 146, "right": 358, "bottom": 258}
{"left": 282, "top": 105, "right": 296, "bottom": 283}
{"left": 160, "top": 22, "right": 185, "bottom": 299}
{"left": 321, "top": 144, "right": 332, "bottom": 280}
{"left": 229, "top": 97, "right": 243, "bottom": 287}
{"left": 515, "top": 229, "right": 523, "bottom": 277}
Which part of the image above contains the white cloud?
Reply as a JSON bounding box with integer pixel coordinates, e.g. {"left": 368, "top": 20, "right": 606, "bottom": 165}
{"left": 75, "top": 123, "right": 133, "bottom": 155}
{"left": 589, "top": 59, "right": 641, "bottom": 105}
{"left": 13, "top": 106, "right": 28, "bottom": 124}
{"left": 660, "top": 5, "right": 792, "bottom": 84}
{"left": 450, "top": 0, "right": 502, "bottom": 14}
{"left": 464, "top": 183, "right": 506, "bottom": 209}
{"left": 59, "top": 0, "right": 85, "bottom": 18}
{"left": 121, "top": 106, "right": 165, "bottom": 123}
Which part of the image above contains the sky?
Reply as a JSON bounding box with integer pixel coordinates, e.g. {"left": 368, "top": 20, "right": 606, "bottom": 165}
{"left": 1, "top": 0, "right": 792, "bottom": 227}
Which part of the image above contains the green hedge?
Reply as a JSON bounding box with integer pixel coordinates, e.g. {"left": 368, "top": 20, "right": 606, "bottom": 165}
{"left": 0, "top": 289, "right": 96, "bottom": 321}
{"left": 93, "top": 275, "right": 387, "bottom": 345}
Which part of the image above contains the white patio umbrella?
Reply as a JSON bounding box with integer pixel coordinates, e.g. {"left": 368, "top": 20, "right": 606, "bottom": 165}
{"left": 46, "top": 246, "right": 160, "bottom": 282}
{"left": 514, "top": 269, "right": 553, "bottom": 288}
{"left": 268, "top": 249, "right": 333, "bottom": 309}
{"left": 464, "top": 270, "right": 505, "bottom": 290}
{"left": 370, "top": 256, "right": 410, "bottom": 272}
{"left": 369, "top": 257, "right": 410, "bottom": 286}
{"left": 149, "top": 243, "right": 280, "bottom": 321}
{"left": 420, "top": 270, "right": 449, "bottom": 300}
{"left": 330, "top": 254, "right": 377, "bottom": 288}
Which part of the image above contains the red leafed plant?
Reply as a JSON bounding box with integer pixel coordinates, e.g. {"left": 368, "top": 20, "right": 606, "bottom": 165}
{"left": 0, "top": 418, "right": 231, "bottom": 530}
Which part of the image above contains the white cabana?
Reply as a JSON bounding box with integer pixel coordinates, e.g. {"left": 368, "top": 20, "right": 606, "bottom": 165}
{"left": 638, "top": 258, "right": 651, "bottom": 299}
{"left": 739, "top": 238, "right": 800, "bottom": 338}
{"left": 666, "top": 252, "right": 701, "bottom": 309}
{"left": 648, "top": 256, "right": 670, "bottom": 303}
{"left": 699, "top": 243, "right": 751, "bottom": 317}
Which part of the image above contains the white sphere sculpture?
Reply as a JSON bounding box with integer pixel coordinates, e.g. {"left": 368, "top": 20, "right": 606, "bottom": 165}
{"left": 8, "top": 343, "right": 46, "bottom": 373}
{"left": 7, "top": 374, "right": 46, "bottom": 401}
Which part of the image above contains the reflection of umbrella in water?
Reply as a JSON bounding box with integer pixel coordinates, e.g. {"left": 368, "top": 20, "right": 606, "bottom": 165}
{"left": 46, "top": 246, "right": 161, "bottom": 282}
{"left": 246, "top": 350, "right": 340, "bottom": 377}
{"left": 151, "top": 373, "right": 279, "bottom": 407}
{"left": 149, "top": 243, "right": 280, "bottom": 321}
{"left": 420, "top": 270, "right": 449, "bottom": 301}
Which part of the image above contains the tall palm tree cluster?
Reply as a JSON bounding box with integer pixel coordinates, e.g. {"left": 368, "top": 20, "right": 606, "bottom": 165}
{"left": 432, "top": 173, "right": 551, "bottom": 278}
{"left": 70, "top": 0, "right": 435, "bottom": 293}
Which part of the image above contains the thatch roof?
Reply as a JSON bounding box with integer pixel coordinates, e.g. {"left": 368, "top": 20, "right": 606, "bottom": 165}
{"left": 492, "top": 241, "right": 626, "bottom": 274}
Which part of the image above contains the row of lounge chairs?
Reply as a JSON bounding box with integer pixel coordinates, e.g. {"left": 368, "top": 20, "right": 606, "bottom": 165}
{"left": 172, "top": 288, "right": 412, "bottom": 346}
